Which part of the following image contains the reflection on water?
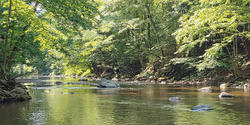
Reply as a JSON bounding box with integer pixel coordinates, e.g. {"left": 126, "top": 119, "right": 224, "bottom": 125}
{"left": 1, "top": 82, "right": 250, "bottom": 125}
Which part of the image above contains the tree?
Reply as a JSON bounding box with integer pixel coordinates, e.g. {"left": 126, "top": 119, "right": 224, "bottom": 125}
{"left": 73, "top": 0, "right": 188, "bottom": 78}
{"left": 174, "top": 0, "right": 249, "bottom": 78}
{"left": 0, "top": 0, "right": 98, "bottom": 81}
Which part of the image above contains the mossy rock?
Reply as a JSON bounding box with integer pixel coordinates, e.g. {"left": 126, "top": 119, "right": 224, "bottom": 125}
{"left": 0, "top": 82, "right": 31, "bottom": 103}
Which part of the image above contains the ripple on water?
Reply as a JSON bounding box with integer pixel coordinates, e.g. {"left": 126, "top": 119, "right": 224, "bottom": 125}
{"left": 2, "top": 82, "right": 250, "bottom": 125}
{"left": 29, "top": 110, "right": 46, "bottom": 125}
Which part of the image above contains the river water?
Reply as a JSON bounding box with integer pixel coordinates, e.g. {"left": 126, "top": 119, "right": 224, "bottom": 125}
{"left": 0, "top": 81, "right": 250, "bottom": 125}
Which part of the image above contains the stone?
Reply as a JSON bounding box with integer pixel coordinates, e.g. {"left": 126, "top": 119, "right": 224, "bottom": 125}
{"left": 160, "top": 81, "right": 167, "bottom": 84}
{"left": 0, "top": 80, "right": 7, "bottom": 85}
{"left": 150, "top": 80, "right": 155, "bottom": 83}
{"left": 198, "top": 87, "right": 212, "bottom": 92}
{"left": 235, "top": 85, "right": 243, "bottom": 89}
{"left": 112, "top": 77, "right": 119, "bottom": 81}
{"left": 61, "top": 92, "right": 74, "bottom": 95}
{"left": 124, "top": 78, "right": 130, "bottom": 81}
{"left": 219, "top": 92, "right": 233, "bottom": 98}
{"left": 220, "top": 83, "right": 228, "bottom": 91}
{"left": 80, "top": 78, "right": 88, "bottom": 81}
{"left": 191, "top": 105, "right": 213, "bottom": 112}
{"left": 0, "top": 83, "right": 31, "bottom": 103}
{"left": 79, "top": 78, "right": 88, "bottom": 81}
{"left": 10, "top": 87, "right": 31, "bottom": 99}
{"left": 11, "top": 87, "right": 26, "bottom": 94}
{"left": 55, "top": 81, "right": 64, "bottom": 85}
{"left": 149, "top": 76, "right": 155, "bottom": 80}
{"left": 244, "top": 83, "right": 250, "bottom": 89}
{"left": 169, "top": 97, "right": 180, "bottom": 102}
{"left": 98, "top": 78, "right": 120, "bottom": 88}
{"left": 158, "top": 77, "right": 167, "bottom": 82}
{"left": 134, "top": 80, "right": 140, "bottom": 83}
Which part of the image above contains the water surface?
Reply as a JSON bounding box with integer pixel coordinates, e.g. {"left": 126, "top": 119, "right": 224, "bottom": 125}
{"left": 1, "top": 81, "right": 250, "bottom": 125}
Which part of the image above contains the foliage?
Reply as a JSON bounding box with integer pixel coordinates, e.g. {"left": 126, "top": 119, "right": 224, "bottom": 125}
{"left": 0, "top": 0, "right": 249, "bottom": 82}
{"left": 0, "top": 0, "right": 98, "bottom": 80}
{"left": 174, "top": 0, "right": 250, "bottom": 77}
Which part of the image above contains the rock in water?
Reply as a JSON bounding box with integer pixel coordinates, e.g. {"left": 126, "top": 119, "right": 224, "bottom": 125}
{"left": 191, "top": 105, "right": 213, "bottom": 112}
{"left": 220, "top": 83, "right": 228, "bottom": 91}
{"left": 61, "top": 92, "right": 74, "bottom": 95}
{"left": 198, "top": 87, "right": 212, "bottom": 92}
{"left": 98, "top": 78, "right": 120, "bottom": 88}
{"left": 0, "top": 83, "right": 31, "bottom": 103}
{"left": 79, "top": 78, "right": 88, "bottom": 81}
{"left": 244, "top": 83, "right": 250, "bottom": 91}
{"left": 55, "top": 81, "right": 64, "bottom": 85}
{"left": 219, "top": 92, "right": 233, "bottom": 98}
{"left": 169, "top": 97, "right": 180, "bottom": 102}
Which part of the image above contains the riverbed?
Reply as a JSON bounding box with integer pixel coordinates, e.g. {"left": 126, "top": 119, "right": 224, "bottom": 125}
{"left": 0, "top": 80, "right": 250, "bottom": 125}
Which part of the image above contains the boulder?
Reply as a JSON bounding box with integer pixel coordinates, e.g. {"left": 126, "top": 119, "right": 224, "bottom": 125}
{"left": 61, "top": 92, "right": 74, "bottom": 95}
{"left": 10, "top": 87, "right": 26, "bottom": 95}
{"left": 191, "top": 105, "right": 213, "bottom": 112}
{"left": 112, "top": 77, "right": 119, "bottom": 81}
{"left": 219, "top": 92, "right": 233, "bottom": 98}
{"left": 124, "top": 78, "right": 130, "bottom": 81}
{"left": 149, "top": 76, "right": 155, "bottom": 80}
{"left": 220, "top": 83, "right": 228, "bottom": 91}
{"left": 10, "top": 87, "right": 31, "bottom": 100}
{"left": 244, "top": 83, "right": 250, "bottom": 90}
{"left": 55, "top": 81, "right": 64, "bottom": 85}
{"left": 158, "top": 77, "right": 167, "bottom": 82}
{"left": 150, "top": 80, "right": 156, "bottom": 83}
{"left": 79, "top": 78, "right": 88, "bottom": 81}
{"left": 98, "top": 78, "right": 120, "bottom": 88}
{"left": 0, "top": 83, "right": 31, "bottom": 103}
{"left": 0, "top": 88, "right": 9, "bottom": 97}
{"left": 198, "top": 87, "right": 212, "bottom": 92}
{"left": 66, "top": 82, "right": 98, "bottom": 86}
{"left": 169, "top": 97, "right": 180, "bottom": 102}
{"left": 160, "top": 81, "right": 167, "bottom": 84}
{"left": 0, "top": 80, "right": 8, "bottom": 86}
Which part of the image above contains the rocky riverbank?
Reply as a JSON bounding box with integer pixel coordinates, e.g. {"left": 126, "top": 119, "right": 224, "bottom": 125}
{"left": 0, "top": 80, "right": 31, "bottom": 103}
{"left": 17, "top": 76, "right": 250, "bottom": 88}
{"left": 107, "top": 77, "right": 249, "bottom": 88}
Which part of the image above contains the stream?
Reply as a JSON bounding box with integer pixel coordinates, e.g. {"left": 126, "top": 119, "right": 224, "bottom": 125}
{"left": 0, "top": 79, "right": 250, "bottom": 125}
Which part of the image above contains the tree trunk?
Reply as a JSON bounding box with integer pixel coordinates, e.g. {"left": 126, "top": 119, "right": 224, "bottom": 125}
{"left": 2, "top": 0, "right": 12, "bottom": 80}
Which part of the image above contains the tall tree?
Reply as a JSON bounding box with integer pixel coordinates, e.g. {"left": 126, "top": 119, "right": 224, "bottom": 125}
{"left": 174, "top": 0, "right": 250, "bottom": 78}
{"left": 0, "top": 0, "right": 98, "bottom": 81}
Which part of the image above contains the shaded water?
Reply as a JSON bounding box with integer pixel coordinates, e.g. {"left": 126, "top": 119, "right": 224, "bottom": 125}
{"left": 1, "top": 80, "right": 250, "bottom": 125}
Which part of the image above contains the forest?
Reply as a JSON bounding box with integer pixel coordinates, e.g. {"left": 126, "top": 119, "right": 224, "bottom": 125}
{"left": 1, "top": 1, "right": 250, "bottom": 124}
{"left": 0, "top": 0, "right": 249, "bottom": 85}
